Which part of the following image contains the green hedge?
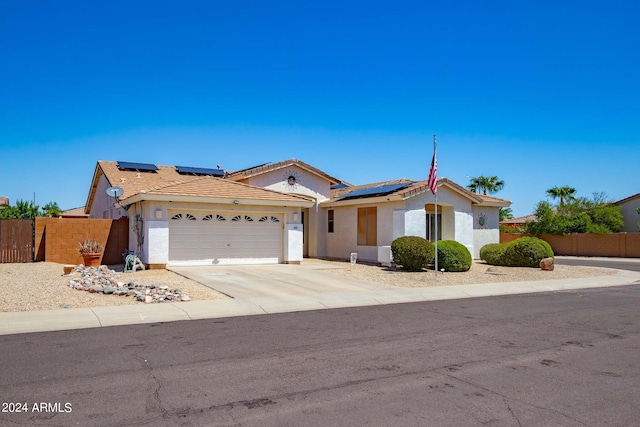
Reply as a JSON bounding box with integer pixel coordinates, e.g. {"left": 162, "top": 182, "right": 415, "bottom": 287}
{"left": 391, "top": 236, "right": 435, "bottom": 271}
{"left": 479, "top": 243, "right": 509, "bottom": 266}
{"left": 480, "top": 237, "right": 554, "bottom": 268}
{"left": 436, "top": 240, "right": 472, "bottom": 272}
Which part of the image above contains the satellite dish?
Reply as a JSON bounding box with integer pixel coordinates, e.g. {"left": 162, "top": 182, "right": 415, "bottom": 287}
{"left": 106, "top": 186, "right": 124, "bottom": 198}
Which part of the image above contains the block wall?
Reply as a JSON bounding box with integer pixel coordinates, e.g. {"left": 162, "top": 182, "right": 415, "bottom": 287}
{"left": 500, "top": 233, "right": 640, "bottom": 257}
{"left": 35, "top": 217, "right": 129, "bottom": 265}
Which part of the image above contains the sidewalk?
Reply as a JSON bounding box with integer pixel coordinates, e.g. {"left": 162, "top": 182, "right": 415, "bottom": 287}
{"left": 1, "top": 269, "right": 639, "bottom": 336}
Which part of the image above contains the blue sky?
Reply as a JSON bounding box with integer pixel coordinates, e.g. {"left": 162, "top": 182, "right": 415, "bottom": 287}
{"left": 1, "top": 0, "right": 638, "bottom": 217}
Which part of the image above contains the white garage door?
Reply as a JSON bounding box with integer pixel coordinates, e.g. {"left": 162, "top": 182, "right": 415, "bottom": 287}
{"left": 168, "top": 212, "right": 283, "bottom": 265}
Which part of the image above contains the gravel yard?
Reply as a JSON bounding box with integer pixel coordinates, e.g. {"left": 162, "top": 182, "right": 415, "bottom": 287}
{"left": 0, "top": 259, "right": 617, "bottom": 313}
{"left": 0, "top": 262, "right": 228, "bottom": 313}
{"left": 303, "top": 258, "right": 616, "bottom": 288}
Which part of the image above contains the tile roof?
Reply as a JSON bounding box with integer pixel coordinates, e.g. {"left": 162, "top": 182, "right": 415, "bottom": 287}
{"left": 501, "top": 214, "right": 538, "bottom": 224}
{"left": 330, "top": 179, "right": 413, "bottom": 199}
{"left": 325, "top": 177, "right": 511, "bottom": 206}
{"left": 88, "top": 161, "right": 312, "bottom": 209}
{"left": 227, "top": 158, "right": 345, "bottom": 185}
{"left": 129, "top": 175, "right": 313, "bottom": 202}
{"left": 60, "top": 206, "right": 90, "bottom": 217}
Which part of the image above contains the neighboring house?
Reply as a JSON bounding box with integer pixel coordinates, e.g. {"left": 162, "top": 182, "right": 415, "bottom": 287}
{"left": 614, "top": 193, "right": 640, "bottom": 233}
{"left": 60, "top": 206, "right": 90, "bottom": 218}
{"left": 0, "top": 196, "right": 8, "bottom": 206}
{"left": 500, "top": 214, "right": 537, "bottom": 232}
{"left": 85, "top": 159, "right": 511, "bottom": 267}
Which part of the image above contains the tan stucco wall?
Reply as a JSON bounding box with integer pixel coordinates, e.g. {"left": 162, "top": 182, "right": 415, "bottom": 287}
{"left": 325, "top": 202, "right": 404, "bottom": 262}
{"left": 241, "top": 165, "right": 332, "bottom": 258}
{"left": 472, "top": 206, "right": 501, "bottom": 258}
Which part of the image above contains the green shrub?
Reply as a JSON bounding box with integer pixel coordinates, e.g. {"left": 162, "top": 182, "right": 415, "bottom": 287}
{"left": 391, "top": 236, "right": 435, "bottom": 271}
{"left": 436, "top": 240, "right": 472, "bottom": 272}
{"left": 479, "top": 243, "right": 509, "bottom": 266}
{"left": 503, "top": 237, "right": 554, "bottom": 267}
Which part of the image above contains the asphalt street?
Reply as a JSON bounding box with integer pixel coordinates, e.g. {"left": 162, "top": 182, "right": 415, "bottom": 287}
{"left": 555, "top": 256, "right": 640, "bottom": 272}
{"left": 2, "top": 284, "right": 640, "bottom": 426}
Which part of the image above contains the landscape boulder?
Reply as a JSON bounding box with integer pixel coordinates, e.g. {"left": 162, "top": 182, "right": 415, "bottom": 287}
{"left": 539, "top": 257, "right": 555, "bottom": 271}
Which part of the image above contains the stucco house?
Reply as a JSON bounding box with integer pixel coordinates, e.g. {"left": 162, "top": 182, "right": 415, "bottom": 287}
{"left": 614, "top": 193, "right": 640, "bottom": 233}
{"left": 85, "top": 159, "right": 510, "bottom": 267}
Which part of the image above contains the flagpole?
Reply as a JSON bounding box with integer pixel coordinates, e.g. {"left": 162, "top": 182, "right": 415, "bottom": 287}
{"left": 433, "top": 135, "right": 438, "bottom": 277}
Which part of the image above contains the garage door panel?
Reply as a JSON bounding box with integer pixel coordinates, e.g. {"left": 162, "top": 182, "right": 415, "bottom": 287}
{"left": 168, "top": 212, "right": 283, "bottom": 265}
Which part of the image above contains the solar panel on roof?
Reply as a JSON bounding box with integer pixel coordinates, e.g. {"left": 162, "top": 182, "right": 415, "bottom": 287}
{"left": 176, "top": 166, "right": 225, "bottom": 177}
{"left": 116, "top": 161, "right": 158, "bottom": 172}
{"left": 338, "top": 182, "right": 414, "bottom": 201}
{"left": 232, "top": 162, "right": 271, "bottom": 174}
{"left": 331, "top": 183, "right": 349, "bottom": 189}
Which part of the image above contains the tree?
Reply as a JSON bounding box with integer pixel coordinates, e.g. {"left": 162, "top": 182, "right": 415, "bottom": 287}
{"left": 525, "top": 193, "right": 623, "bottom": 235}
{"left": 637, "top": 207, "right": 640, "bottom": 229}
{"left": 467, "top": 176, "right": 505, "bottom": 195}
{"left": 43, "top": 202, "right": 62, "bottom": 217}
{"left": 546, "top": 186, "right": 577, "bottom": 206}
{"left": 0, "top": 199, "right": 61, "bottom": 219}
{"left": 499, "top": 207, "right": 514, "bottom": 222}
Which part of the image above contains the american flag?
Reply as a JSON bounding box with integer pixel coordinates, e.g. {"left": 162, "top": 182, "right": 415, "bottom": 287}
{"left": 427, "top": 151, "right": 437, "bottom": 194}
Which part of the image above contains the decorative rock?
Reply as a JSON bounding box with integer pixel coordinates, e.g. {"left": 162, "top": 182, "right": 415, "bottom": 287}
{"left": 540, "top": 257, "right": 555, "bottom": 271}
{"left": 67, "top": 265, "right": 191, "bottom": 304}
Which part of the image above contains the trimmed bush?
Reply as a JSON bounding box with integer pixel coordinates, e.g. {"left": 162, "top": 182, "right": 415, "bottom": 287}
{"left": 503, "top": 237, "right": 554, "bottom": 267}
{"left": 391, "top": 236, "right": 435, "bottom": 271}
{"left": 436, "top": 240, "right": 472, "bottom": 272}
{"left": 479, "top": 243, "right": 509, "bottom": 266}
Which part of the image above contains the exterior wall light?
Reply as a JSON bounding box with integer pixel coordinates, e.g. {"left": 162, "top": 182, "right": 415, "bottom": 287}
{"left": 154, "top": 209, "right": 162, "bottom": 220}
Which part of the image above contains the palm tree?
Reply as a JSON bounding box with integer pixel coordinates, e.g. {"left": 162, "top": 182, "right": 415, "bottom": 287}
{"left": 467, "top": 176, "right": 505, "bottom": 195}
{"left": 43, "top": 202, "right": 62, "bottom": 218}
{"left": 546, "top": 186, "right": 577, "bottom": 206}
{"left": 499, "top": 207, "right": 514, "bottom": 222}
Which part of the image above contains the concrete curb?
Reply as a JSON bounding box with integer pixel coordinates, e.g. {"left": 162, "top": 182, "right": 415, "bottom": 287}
{"left": 1, "top": 270, "right": 639, "bottom": 336}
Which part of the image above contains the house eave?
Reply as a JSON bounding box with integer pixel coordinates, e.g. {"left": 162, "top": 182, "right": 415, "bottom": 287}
{"left": 474, "top": 200, "right": 512, "bottom": 208}
{"left": 321, "top": 194, "right": 403, "bottom": 208}
{"left": 231, "top": 160, "right": 343, "bottom": 185}
{"left": 121, "top": 193, "right": 315, "bottom": 208}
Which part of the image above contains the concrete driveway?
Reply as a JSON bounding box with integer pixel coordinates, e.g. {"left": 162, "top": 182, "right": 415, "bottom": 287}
{"left": 168, "top": 262, "right": 390, "bottom": 299}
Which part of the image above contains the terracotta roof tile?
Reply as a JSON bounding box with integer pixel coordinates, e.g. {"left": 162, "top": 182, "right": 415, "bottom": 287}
{"left": 227, "top": 158, "right": 345, "bottom": 185}
{"left": 325, "top": 177, "right": 511, "bottom": 206}
{"left": 95, "top": 161, "right": 310, "bottom": 204}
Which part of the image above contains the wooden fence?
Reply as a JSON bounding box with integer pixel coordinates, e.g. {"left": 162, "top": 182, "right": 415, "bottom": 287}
{"left": 0, "top": 219, "right": 34, "bottom": 263}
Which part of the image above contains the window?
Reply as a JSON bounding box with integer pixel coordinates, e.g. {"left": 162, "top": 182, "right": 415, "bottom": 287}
{"left": 328, "top": 209, "right": 334, "bottom": 233}
{"left": 357, "top": 207, "right": 377, "bottom": 246}
{"left": 426, "top": 212, "right": 442, "bottom": 242}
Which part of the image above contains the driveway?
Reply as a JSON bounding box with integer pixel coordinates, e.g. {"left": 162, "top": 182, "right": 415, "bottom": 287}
{"left": 168, "top": 262, "right": 391, "bottom": 299}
